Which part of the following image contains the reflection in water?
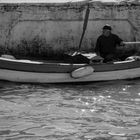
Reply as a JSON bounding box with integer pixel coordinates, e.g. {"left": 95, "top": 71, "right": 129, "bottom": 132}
{"left": 0, "top": 80, "right": 140, "bottom": 140}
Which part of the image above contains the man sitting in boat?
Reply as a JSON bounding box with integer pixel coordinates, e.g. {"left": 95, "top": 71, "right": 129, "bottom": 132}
{"left": 95, "top": 24, "right": 125, "bottom": 62}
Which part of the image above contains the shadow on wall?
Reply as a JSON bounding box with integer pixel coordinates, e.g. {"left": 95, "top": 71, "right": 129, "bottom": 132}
{"left": 5, "top": 36, "right": 68, "bottom": 59}
{"left": 1, "top": 35, "right": 94, "bottom": 60}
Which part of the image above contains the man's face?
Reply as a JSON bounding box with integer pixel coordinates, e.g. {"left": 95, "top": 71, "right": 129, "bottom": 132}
{"left": 102, "top": 29, "right": 111, "bottom": 37}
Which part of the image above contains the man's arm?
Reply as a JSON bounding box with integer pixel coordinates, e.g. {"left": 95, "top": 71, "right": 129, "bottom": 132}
{"left": 115, "top": 35, "right": 125, "bottom": 46}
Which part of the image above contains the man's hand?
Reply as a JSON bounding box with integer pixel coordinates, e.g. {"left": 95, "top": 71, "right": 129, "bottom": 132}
{"left": 120, "top": 41, "right": 125, "bottom": 46}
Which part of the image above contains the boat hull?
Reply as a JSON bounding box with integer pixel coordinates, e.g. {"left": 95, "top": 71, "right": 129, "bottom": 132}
{"left": 0, "top": 57, "right": 140, "bottom": 83}
{"left": 0, "top": 67, "right": 140, "bottom": 83}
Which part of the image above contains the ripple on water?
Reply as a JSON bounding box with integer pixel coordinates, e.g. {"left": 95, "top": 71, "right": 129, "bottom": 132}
{"left": 0, "top": 80, "right": 140, "bottom": 139}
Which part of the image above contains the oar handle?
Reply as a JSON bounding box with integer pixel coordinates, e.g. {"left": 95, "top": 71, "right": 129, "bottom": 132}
{"left": 124, "top": 42, "right": 140, "bottom": 45}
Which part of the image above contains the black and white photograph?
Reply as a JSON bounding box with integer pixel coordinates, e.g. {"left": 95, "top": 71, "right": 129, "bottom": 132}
{"left": 0, "top": 0, "right": 140, "bottom": 139}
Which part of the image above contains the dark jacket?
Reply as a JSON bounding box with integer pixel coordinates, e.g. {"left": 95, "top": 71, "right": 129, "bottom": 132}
{"left": 95, "top": 33, "right": 122, "bottom": 57}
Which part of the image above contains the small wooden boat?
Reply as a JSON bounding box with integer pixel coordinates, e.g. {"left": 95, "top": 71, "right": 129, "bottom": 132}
{"left": 0, "top": 54, "right": 140, "bottom": 83}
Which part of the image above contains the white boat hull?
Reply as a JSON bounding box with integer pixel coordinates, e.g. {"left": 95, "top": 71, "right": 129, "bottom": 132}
{"left": 0, "top": 67, "right": 140, "bottom": 83}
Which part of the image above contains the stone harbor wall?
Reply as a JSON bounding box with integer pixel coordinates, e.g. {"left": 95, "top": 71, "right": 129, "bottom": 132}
{"left": 0, "top": 1, "right": 140, "bottom": 58}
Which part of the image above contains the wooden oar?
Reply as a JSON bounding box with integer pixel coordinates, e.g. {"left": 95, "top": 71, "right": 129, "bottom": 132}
{"left": 124, "top": 41, "right": 140, "bottom": 45}
{"left": 71, "top": 3, "right": 90, "bottom": 56}
{"left": 78, "top": 3, "right": 90, "bottom": 50}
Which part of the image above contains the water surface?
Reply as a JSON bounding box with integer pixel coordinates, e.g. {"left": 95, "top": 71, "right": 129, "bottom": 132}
{"left": 0, "top": 79, "right": 140, "bottom": 140}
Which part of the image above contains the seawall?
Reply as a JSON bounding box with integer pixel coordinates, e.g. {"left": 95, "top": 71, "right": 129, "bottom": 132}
{"left": 0, "top": 1, "right": 140, "bottom": 57}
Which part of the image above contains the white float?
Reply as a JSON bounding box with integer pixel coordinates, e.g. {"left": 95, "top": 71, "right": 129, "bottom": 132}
{"left": 71, "top": 66, "right": 94, "bottom": 78}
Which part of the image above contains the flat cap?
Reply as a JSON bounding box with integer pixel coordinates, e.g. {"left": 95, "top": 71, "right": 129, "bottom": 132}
{"left": 103, "top": 24, "right": 112, "bottom": 30}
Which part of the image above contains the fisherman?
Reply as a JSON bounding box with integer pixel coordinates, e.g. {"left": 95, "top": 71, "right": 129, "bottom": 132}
{"left": 95, "top": 24, "right": 125, "bottom": 62}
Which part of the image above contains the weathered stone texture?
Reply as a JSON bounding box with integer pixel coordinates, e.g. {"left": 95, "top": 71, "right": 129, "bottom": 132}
{"left": 0, "top": 2, "right": 139, "bottom": 56}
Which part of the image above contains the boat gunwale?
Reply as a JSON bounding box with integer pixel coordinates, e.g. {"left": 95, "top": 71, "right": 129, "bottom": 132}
{"left": 0, "top": 58, "right": 140, "bottom": 73}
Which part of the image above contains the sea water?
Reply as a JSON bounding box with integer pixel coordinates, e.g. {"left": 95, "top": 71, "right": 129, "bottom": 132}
{"left": 0, "top": 80, "right": 140, "bottom": 140}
